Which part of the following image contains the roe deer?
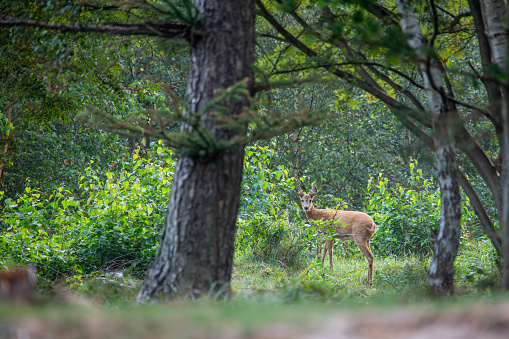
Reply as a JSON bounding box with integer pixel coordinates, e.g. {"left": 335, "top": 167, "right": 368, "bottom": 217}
{"left": 296, "top": 185, "right": 376, "bottom": 286}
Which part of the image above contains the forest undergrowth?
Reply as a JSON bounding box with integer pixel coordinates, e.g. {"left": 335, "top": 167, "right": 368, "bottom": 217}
{"left": 23, "top": 237, "right": 500, "bottom": 309}
{"left": 0, "top": 143, "right": 504, "bottom": 308}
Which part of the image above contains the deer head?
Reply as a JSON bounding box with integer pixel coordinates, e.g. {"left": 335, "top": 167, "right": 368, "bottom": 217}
{"left": 296, "top": 185, "right": 317, "bottom": 212}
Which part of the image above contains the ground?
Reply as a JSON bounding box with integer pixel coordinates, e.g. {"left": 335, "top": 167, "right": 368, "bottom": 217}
{"left": 1, "top": 298, "right": 509, "bottom": 338}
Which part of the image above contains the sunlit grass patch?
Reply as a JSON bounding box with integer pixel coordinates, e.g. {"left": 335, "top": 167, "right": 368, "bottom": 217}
{"left": 231, "top": 246, "right": 433, "bottom": 304}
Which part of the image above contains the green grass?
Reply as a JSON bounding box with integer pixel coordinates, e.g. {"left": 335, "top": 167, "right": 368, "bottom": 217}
{"left": 28, "top": 238, "right": 502, "bottom": 309}
{"left": 0, "top": 239, "right": 506, "bottom": 338}
{"left": 232, "top": 247, "right": 430, "bottom": 304}
{"left": 231, "top": 238, "right": 501, "bottom": 305}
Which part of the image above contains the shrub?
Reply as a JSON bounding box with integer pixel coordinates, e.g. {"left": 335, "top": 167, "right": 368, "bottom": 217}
{"left": 366, "top": 160, "right": 478, "bottom": 257}
{"left": 236, "top": 143, "right": 309, "bottom": 269}
{"left": 455, "top": 238, "right": 501, "bottom": 293}
{"left": 236, "top": 214, "right": 310, "bottom": 269}
{"left": 0, "top": 141, "right": 174, "bottom": 279}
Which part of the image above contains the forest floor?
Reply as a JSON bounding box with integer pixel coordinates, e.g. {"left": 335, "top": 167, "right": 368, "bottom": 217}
{"left": 1, "top": 298, "right": 509, "bottom": 338}
{"left": 2, "top": 246, "right": 507, "bottom": 338}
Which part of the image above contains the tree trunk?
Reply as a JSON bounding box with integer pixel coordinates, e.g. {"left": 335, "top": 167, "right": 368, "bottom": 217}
{"left": 502, "top": 82, "right": 509, "bottom": 289}
{"left": 398, "top": 0, "right": 462, "bottom": 295}
{"left": 479, "top": 0, "right": 507, "bottom": 66}
{"left": 137, "top": 0, "right": 255, "bottom": 301}
{"left": 499, "top": 2, "right": 509, "bottom": 290}
{"left": 476, "top": 0, "right": 509, "bottom": 289}
{"left": 292, "top": 89, "right": 302, "bottom": 181}
{"left": 427, "top": 144, "right": 462, "bottom": 294}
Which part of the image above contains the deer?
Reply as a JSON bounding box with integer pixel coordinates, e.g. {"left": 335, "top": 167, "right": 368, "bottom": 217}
{"left": 296, "top": 185, "right": 377, "bottom": 287}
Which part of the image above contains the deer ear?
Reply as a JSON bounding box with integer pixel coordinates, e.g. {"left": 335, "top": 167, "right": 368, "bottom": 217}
{"left": 309, "top": 185, "right": 317, "bottom": 197}
{"left": 296, "top": 186, "right": 304, "bottom": 197}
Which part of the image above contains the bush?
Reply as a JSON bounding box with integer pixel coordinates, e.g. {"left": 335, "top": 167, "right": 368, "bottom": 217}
{"left": 236, "top": 214, "right": 310, "bottom": 268}
{"left": 236, "top": 143, "right": 310, "bottom": 269}
{"left": 0, "top": 141, "right": 174, "bottom": 279}
{"left": 366, "top": 160, "right": 478, "bottom": 257}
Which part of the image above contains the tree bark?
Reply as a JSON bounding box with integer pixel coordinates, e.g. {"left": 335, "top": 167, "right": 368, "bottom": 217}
{"left": 398, "top": 0, "right": 462, "bottom": 295}
{"left": 476, "top": 0, "right": 509, "bottom": 289}
{"left": 479, "top": 0, "right": 507, "bottom": 66}
{"left": 468, "top": 0, "right": 503, "bottom": 133}
{"left": 137, "top": 0, "right": 255, "bottom": 301}
{"left": 502, "top": 82, "right": 509, "bottom": 289}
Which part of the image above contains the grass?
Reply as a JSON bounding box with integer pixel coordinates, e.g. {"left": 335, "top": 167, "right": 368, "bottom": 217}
{"left": 232, "top": 248, "right": 430, "bottom": 305}
{"left": 0, "top": 239, "right": 507, "bottom": 338}
{"left": 27, "top": 238, "right": 501, "bottom": 308}
{"left": 3, "top": 294, "right": 509, "bottom": 338}
{"left": 231, "top": 238, "right": 501, "bottom": 305}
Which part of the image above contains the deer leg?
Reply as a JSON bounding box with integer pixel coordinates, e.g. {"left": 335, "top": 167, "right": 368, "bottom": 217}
{"left": 321, "top": 241, "right": 327, "bottom": 265}
{"left": 366, "top": 242, "right": 374, "bottom": 287}
{"left": 321, "top": 239, "right": 333, "bottom": 270}
{"left": 328, "top": 240, "right": 333, "bottom": 270}
{"left": 354, "top": 238, "right": 374, "bottom": 287}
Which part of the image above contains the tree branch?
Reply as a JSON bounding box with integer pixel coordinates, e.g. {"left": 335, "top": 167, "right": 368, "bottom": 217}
{"left": 256, "top": 0, "right": 317, "bottom": 58}
{"left": 0, "top": 19, "right": 189, "bottom": 38}
{"left": 253, "top": 76, "right": 326, "bottom": 93}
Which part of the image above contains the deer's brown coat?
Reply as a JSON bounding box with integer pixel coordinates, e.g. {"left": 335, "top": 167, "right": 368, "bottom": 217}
{"left": 297, "top": 185, "right": 376, "bottom": 286}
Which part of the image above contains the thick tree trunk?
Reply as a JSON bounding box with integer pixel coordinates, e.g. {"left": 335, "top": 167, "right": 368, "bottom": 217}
{"left": 398, "top": 0, "right": 462, "bottom": 294}
{"left": 500, "top": 3, "right": 509, "bottom": 290}
{"left": 137, "top": 0, "right": 255, "bottom": 301}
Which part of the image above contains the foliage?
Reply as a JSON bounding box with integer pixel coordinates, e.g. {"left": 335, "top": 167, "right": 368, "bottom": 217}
{"left": 261, "top": 84, "right": 435, "bottom": 210}
{"left": 0, "top": 0, "right": 505, "bottom": 298}
{"left": 1, "top": 124, "right": 128, "bottom": 199}
{"left": 253, "top": 0, "right": 506, "bottom": 271}
{"left": 0, "top": 141, "right": 174, "bottom": 280}
{"left": 0, "top": 0, "right": 189, "bottom": 200}
{"left": 237, "top": 142, "right": 310, "bottom": 268}
{"left": 455, "top": 237, "right": 501, "bottom": 293}
{"left": 367, "top": 160, "right": 479, "bottom": 256}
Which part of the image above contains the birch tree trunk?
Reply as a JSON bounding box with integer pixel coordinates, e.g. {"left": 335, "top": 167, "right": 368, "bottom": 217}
{"left": 502, "top": 66, "right": 509, "bottom": 289}
{"left": 137, "top": 0, "right": 255, "bottom": 301}
{"left": 478, "top": 0, "right": 509, "bottom": 289}
{"left": 397, "top": 0, "right": 462, "bottom": 294}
